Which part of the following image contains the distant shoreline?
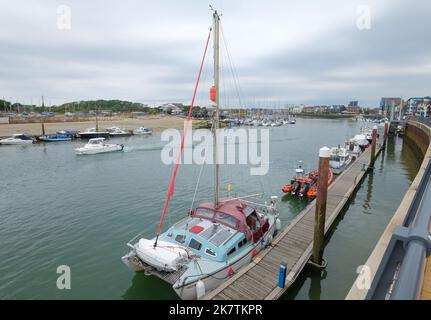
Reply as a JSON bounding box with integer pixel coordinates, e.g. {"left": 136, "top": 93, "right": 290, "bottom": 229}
{"left": 0, "top": 115, "right": 187, "bottom": 138}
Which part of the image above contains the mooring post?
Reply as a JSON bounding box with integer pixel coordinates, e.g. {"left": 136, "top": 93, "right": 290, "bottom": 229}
{"left": 311, "top": 146, "right": 330, "bottom": 268}
{"left": 278, "top": 261, "right": 287, "bottom": 288}
{"left": 370, "top": 125, "right": 377, "bottom": 169}
{"left": 384, "top": 122, "right": 388, "bottom": 140}
{"left": 41, "top": 120, "right": 45, "bottom": 136}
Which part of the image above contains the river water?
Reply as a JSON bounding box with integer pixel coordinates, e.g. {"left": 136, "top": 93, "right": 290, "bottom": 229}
{"left": 0, "top": 118, "right": 421, "bottom": 299}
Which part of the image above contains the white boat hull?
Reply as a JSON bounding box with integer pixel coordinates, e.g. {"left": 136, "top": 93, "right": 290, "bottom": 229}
{"left": 75, "top": 144, "right": 123, "bottom": 155}
{"left": 173, "top": 223, "right": 276, "bottom": 300}
{"left": 0, "top": 139, "right": 33, "bottom": 145}
{"left": 123, "top": 222, "right": 277, "bottom": 300}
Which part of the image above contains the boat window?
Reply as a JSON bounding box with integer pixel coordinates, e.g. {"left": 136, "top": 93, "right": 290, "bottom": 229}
{"left": 238, "top": 238, "right": 247, "bottom": 248}
{"left": 227, "top": 247, "right": 236, "bottom": 256}
{"left": 195, "top": 208, "right": 215, "bottom": 220}
{"left": 205, "top": 248, "right": 217, "bottom": 257}
{"left": 213, "top": 212, "right": 238, "bottom": 228}
{"left": 189, "top": 238, "right": 202, "bottom": 251}
{"left": 175, "top": 234, "right": 186, "bottom": 244}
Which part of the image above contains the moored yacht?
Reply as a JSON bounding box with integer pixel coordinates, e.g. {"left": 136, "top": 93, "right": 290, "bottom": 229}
{"left": 345, "top": 141, "right": 362, "bottom": 157}
{"left": 108, "top": 127, "right": 132, "bottom": 137}
{"left": 38, "top": 134, "right": 72, "bottom": 142}
{"left": 0, "top": 134, "right": 34, "bottom": 145}
{"left": 350, "top": 133, "right": 369, "bottom": 149}
{"left": 329, "top": 146, "right": 352, "bottom": 174}
{"left": 79, "top": 128, "right": 110, "bottom": 139}
{"left": 122, "top": 198, "right": 279, "bottom": 300}
{"left": 121, "top": 10, "right": 280, "bottom": 300}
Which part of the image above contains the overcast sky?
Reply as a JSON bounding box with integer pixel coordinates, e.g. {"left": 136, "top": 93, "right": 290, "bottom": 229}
{"left": 0, "top": 0, "right": 430, "bottom": 107}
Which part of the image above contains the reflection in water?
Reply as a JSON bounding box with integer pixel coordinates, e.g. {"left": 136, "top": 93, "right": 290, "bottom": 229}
{"left": 281, "top": 194, "right": 310, "bottom": 213}
{"left": 308, "top": 270, "right": 327, "bottom": 300}
{"left": 362, "top": 171, "right": 374, "bottom": 211}
{"left": 386, "top": 135, "right": 396, "bottom": 161}
{"left": 378, "top": 139, "right": 386, "bottom": 174}
{"left": 122, "top": 273, "right": 178, "bottom": 300}
{"left": 401, "top": 137, "right": 423, "bottom": 182}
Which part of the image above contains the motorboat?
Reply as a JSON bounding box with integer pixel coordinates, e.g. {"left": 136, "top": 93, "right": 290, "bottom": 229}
{"left": 75, "top": 138, "right": 123, "bottom": 155}
{"left": 57, "top": 130, "right": 80, "bottom": 138}
{"left": 345, "top": 141, "right": 362, "bottom": 158}
{"left": 38, "top": 134, "right": 72, "bottom": 142}
{"left": 329, "top": 146, "right": 352, "bottom": 174}
{"left": 289, "top": 119, "right": 296, "bottom": 124}
{"left": 0, "top": 134, "right": 34, "bottom": 145}
{"left": 282, "top": 166, "right": 333, "bottom": 198}
{"left": 108, "top": 128, "right": 132, "bottom": 137}
{"left": 132, "top": 127, "right": 153, "bottom": 135}
{"left": 350, "top": 134, "right": 369, "bottom": 149}
{"left": 122, "top": 11, "right": 280, "bottom": 300}
{"left": 79, "top": 128, "right": 110, "bottom": 139}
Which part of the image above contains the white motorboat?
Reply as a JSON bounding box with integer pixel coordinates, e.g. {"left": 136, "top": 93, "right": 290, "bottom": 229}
{"left": 0, "top": 134, "right": 34, "bottom": 145}
{"left": 295, "top": 160, "right": 305, "bottom": 175}
{"left": 345, "top": 141, "right": 362, "bottom": 157}
{"left": 75, "top": 138, "right": 123, "bottom": 155}
{"left": 289, "top": 119, "right": 296, "bottom": 124}
{"left": 132, "top": 127, "right": 153, "bottom": 135}
{"left": 329, "top": 146, "right": 352, "bottom": 174}
{"left": 350, "top": 134, "right": 369, "bottom": 148}
{"left": 108, "top": 128, "right": 132, "bottom": 137}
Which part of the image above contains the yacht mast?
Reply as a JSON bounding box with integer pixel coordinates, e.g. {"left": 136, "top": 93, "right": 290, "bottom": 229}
{"left": 213, "top": 10, "right": 220, "bottom": 209}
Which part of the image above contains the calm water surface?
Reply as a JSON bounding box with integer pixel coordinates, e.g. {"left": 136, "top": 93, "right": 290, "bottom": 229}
{"left": 0, "top": 118, "right": 421, "bottom": 299}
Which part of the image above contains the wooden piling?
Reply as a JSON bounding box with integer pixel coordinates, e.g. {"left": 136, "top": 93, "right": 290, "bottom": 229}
{"left": 312, "top": 146, "right": 330, "bottom": 267}
{"left": 370, "top": 125, "right": 377, "bottom": 169}
{"left": 41, "top": 121, "right": 45, "bottom": 136}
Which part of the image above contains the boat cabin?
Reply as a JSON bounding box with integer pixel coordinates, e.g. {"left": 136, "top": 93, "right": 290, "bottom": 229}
{"left": 88, "top": 138, "right": 105, "bottom": 144}
{"left": 162, "top": 199, "right": 269, "bottom": 262}
{"left": 12, "top": 134, "right": 33, "bottom": 140}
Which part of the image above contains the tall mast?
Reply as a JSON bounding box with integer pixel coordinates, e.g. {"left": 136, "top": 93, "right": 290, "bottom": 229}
{"left": 213, "top": 10, "right": 220, "bottom": 208}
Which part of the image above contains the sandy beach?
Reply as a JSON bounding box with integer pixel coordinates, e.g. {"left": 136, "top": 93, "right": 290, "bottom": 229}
{"left": 0, "top": 115, "right": 188, "bottom": 137}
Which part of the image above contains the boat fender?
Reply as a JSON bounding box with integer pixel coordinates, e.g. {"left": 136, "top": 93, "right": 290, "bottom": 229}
{"left": 276, "top": 218, "right": 281, "bottom": 231}
{"left": 196, "top": 280, "right": 206, "bottom": 300}
{"left": 267, "top": 234, "right": 273, "bottom": 246}
{"left": 228, "top": 267, "right": 235, "bottom": 277}
{"left": 251, "top": 248, "right": 257, "bottom": 258}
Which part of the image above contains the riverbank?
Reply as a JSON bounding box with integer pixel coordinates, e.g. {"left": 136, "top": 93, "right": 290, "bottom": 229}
{"left": 0, "top": 115, "right": 186, "bottom": 137}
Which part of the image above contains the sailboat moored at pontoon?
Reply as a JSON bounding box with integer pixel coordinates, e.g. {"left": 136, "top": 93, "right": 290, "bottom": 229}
{"left": 121, "top": 10, "right": 280, "bottom": 300}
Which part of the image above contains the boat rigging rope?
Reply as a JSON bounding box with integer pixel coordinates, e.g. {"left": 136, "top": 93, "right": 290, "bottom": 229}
{"left": 188, "top": 120, "right": 214, "bottom": 214}
{"left": 154, "top": 27, "right": 212, "bottom": 248}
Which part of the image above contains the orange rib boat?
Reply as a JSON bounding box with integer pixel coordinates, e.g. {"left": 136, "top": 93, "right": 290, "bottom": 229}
{"left": 282, "top": 168, "right": 333, "bottom": 198}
